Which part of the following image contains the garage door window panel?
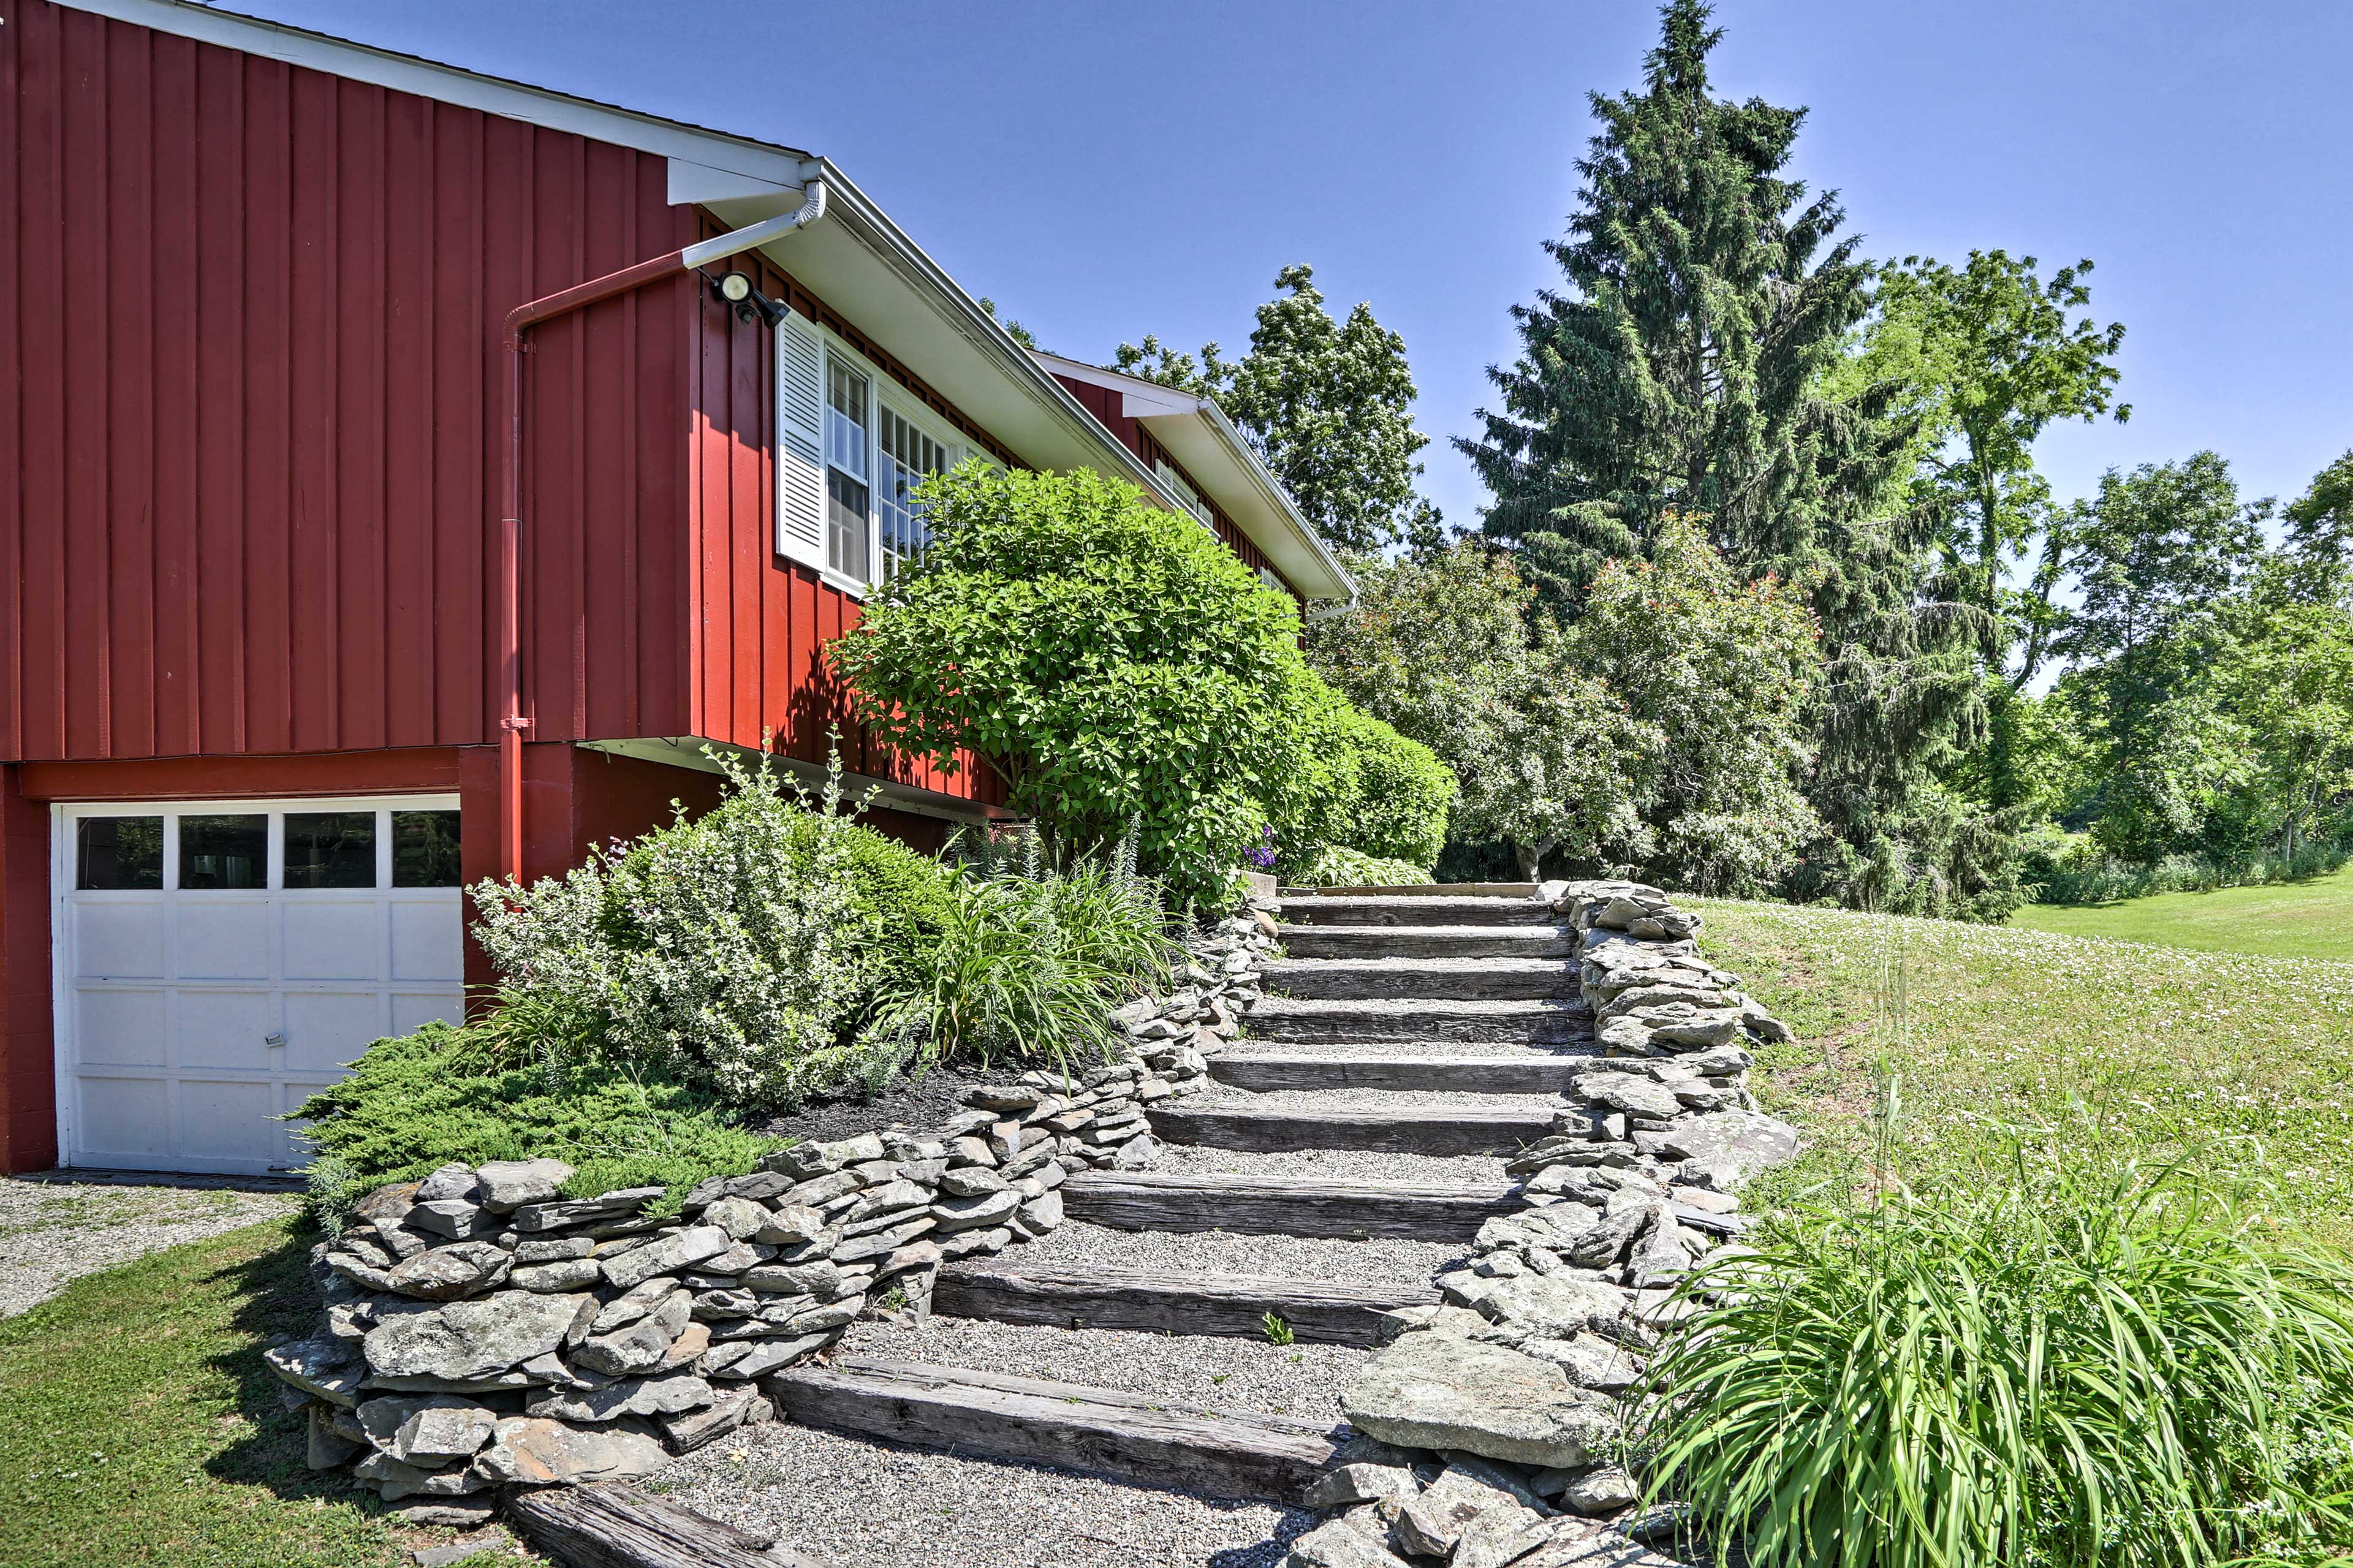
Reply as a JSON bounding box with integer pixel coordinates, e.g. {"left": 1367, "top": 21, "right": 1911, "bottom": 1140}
{"left": 179, "top": 814, "right": 267, "bottom": 890}
{"left": 392, "top": 811, "right": 462, "bottom": 887}
{"left": 285, "top": 812, "right": 377, "bottom": 889}
{"left": 76, "top": 816, "right": 163, "bottom": 890}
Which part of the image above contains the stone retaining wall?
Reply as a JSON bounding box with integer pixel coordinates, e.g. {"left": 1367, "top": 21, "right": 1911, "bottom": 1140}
{"left": 1300, "top": 880, "right": 1800, "bottom": 1568}
{"left": 265, "top": 911, "right": 1278, "bottom": 1522}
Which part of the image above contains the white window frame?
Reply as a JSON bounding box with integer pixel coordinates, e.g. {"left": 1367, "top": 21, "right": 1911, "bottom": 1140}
{"left": 1155, "top": 458, "right": 1216, "bottom": 533}
{"left": 800, "top": 330, "right": 963, "bottom": 600}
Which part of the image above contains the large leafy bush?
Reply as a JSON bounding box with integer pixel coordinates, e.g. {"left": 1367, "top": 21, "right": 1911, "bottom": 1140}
{"left": 827, "top": 463, "right": 1372, "bottom": 904}
{"left": 1640, "top": 1146, "right": 2353, "bottom": 1568}
{"left": 470, "top": 751, "right": 883, "bottom": 1106}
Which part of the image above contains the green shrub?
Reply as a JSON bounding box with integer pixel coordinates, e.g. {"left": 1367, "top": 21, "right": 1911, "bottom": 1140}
{"left": 1327, "top": 708, "right": 1452, "bottom": 870}
{"left": 472, "top": 749, "right": 882, "bottom": 1106}
{"left": 292, "top": 1019, "right": 779, "bottom": 1219}
{"left": 874, "top": 848, "right": 1176, "bottom": 1075}
{"left": 1284, "top": 844, "right": 1431, "bottom": 888}
{"left": 1639, "top": 1145, "right": 2353, "bottom": 1568}
{"left": 828, "top": 462, "right": 1340, "bottom": 906}
{"left": 791, "top": 812, "right": 954, "bottom": 986}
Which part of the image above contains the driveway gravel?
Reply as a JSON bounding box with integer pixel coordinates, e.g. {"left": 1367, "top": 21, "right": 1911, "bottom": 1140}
{"left": 0, "top": 1175, "right": 300, "bottom": 1318}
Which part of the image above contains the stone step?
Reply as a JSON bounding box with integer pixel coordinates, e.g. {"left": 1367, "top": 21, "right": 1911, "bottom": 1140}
{"left": 1062, "top": 1168, "right": 1521, "bottom": 1241}
{"left": 1260, "top": 955, "right": 1579, "bottom": 1001}
{"left": 1277, "top": 923, "right": 1580, "bottom": 961}
{"left": 1276, "top": 895, "right": 1556, "bottom": 928}
{"left": 1150, "top": 1102, "right": 1558, "bottom": 1157}
{"left": 931, "top": 1259, "right": 1438, "bottom": 1347}
{"left": 1244, "top": 996, "right": 1590, "bottom": 1046}
{"left": 1209, "top": 1051, "right": 1592, "bottom": 1094}
{"left": 765, "top": 1355, "right": 1344, "bottom": 1504}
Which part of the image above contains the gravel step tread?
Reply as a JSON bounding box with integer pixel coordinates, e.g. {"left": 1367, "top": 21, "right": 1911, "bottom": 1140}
{"left": 1276, "top": 895, "right": 1554, "bottom": 927}
{"left": 846, "top": 1314, "right": 1375, "bottom": 1418}
{"left": 1207, "top": 1051, "right": 1592, "bottom": 1094}
{"left": 660, "top": 1420, "right": 1308, "bottom": 1568}
{"left": 931, "top": 1258, "right": 1439, "bottom": 1346}
{"left": 1014, "top": 1219, "right": 1467, "bottom": 1290}
{"left": 1276, "top": 925, "right": 1578, "bottom": 960}
{"left": 1260, "top": 955, "right": 1580, "bottom": 1001}
{"left": 765, "top": 1355, "right": 1345, "bottom": 1504}
{"left": 1279, "top": 882, "right": 1538, "bottom": 898}
{"left": 1150, "top": 1101, "right": 1558, "bottom": 1156}
{"left": 1063, "top": 1165, "right": 1520, "bottom": 1240}
{"left": 1151, "top": 1141, "right": 1515, "bottom": 1187}
{"left": 1244, "top": 995, "right": 1591, "bottom": 1045}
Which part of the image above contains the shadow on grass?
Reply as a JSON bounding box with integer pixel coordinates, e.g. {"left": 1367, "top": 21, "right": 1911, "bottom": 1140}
{"left": 202, "top": 1224, "right": 385, "bottom": 1514}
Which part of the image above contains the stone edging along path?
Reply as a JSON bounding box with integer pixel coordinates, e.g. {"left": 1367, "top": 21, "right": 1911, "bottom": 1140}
{"left": 264, "top": 912, "right": 1270, "bottom": 1524}
{"left": 265, "top": 880, "right": 1802, "bottom": 1568}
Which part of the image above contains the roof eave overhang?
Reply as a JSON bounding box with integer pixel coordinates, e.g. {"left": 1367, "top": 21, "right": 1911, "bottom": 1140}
{"left": 1028, "top": 354, "right": 1354, "bottom": 602}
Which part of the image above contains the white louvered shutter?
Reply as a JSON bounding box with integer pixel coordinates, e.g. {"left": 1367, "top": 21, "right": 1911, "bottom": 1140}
{"left": 775, "top": 310, "right": 827, "bottom": 569}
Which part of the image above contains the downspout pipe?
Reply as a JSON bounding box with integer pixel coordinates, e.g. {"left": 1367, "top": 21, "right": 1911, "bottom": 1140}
{"left": 495, "top": 170, "right": 827, "bottom": 881}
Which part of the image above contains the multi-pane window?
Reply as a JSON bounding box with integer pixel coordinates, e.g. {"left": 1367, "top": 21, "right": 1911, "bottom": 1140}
{"left": 825, "top": 358, "right": 872, "bottom": 580}
{"left": 876, "top": 406, "right": 948, "bottom": 581}
{"left": 1156, "top": 458, "right": 1215, "bottom": 531}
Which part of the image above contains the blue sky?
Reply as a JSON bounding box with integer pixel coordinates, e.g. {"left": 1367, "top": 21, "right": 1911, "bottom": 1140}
{"left": 238, "top": 0, "right": 2353, "bottom": 534}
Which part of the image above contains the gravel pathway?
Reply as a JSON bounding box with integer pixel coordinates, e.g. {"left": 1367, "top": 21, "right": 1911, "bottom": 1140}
{"left": 843, "top": 1315, "right": 1367, "bottom": 1426}
{"left": 1149, "top": 1140, "right": 1515, "bottom": 1186}
{"left": 0, "top": 1175, "right": 300, "bottom": 1318}
{"left": 659, "top": 1423, "right": 1313, "bottom": 1568}
{"left": 1014, "top": 1218, "right": 1466, "bottom": 1287}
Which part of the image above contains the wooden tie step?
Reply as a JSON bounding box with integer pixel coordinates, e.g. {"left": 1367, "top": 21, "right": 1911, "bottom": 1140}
{"left": 1276, "top": 894, "right": 1556, "bottom": 927}
{"left": 1260, "top": 955, "right": 1579, "bottom": 1001}
{"left": 1244, "top": 996, "right": 1590, "bottom": 1046}
{"left": 1210, "top": 1050, "right": 1590, "bottom": 1094}
{"left": 1276, "top": 923, "right": 1580, "bottom": 961}
{"left": 1062, "top": 1168, "right": 1521, "bottom": 1240}
{"left": 766, "top": 1355, "right": 1344, "bottom": 1503}
{"left": 1150, "top": 1102, "right": 1558, "bottom": 1156}
{"left": 932, "top": 1259, "right": 1438, "bottom": 1347}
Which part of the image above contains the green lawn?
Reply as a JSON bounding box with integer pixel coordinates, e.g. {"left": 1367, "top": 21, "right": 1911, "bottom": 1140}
{"left": 0, "top": 1218, "right": 450, "bottom": 1568}
{"left": 1694, "top": 897, "right": 2353, "bottom": 1241}
{"left": 2006, "top": 864, "right": 2353, "bottom": 961}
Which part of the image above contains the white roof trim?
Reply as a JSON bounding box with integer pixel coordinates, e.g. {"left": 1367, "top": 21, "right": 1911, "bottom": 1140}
{"left": 53, "top": 0, "right": 818, "bottom": 187}
{"left": 1031, "top": 352, "right": 1355, "bottom": 602}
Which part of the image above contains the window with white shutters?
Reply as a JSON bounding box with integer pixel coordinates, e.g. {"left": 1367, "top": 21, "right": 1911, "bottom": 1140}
{"left": 773, "top": 311, "right": 828, "bottom": 570}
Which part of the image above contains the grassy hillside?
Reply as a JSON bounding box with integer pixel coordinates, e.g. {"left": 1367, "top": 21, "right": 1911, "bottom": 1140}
{"left": 1694, "top": 898, "right": 2353, "bottom": 1241}
{"left": 2006, "top": 864, "right": 2353, "bottom": 961}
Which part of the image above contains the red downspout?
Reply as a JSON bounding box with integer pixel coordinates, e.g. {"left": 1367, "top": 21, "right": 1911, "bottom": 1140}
{"left": 494, "top": 174, "right": 827, "bottom": 882}
{"left": 498, "top": 252, "right": 692, "bottom": 882}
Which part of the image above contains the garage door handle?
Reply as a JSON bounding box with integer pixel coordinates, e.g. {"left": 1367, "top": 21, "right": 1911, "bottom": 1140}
{"left": 264, "top": 1031, "right": 286, "bottom": 1048}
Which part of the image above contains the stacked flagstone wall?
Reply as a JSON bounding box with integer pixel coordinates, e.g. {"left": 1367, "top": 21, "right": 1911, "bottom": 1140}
{"left": 264, "top": 912, "right": 1279, "bottom": 1521}
{"left": 1295, "top": 880, "right": 1801, "bottom": 1568}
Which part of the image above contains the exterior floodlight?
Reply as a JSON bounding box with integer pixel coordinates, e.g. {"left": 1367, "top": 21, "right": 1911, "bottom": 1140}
{"left": 710, "top": 269, "right": 783, "bottom": 327}
{"left": 716, "top": 271, "right": 753, "bottom": 304}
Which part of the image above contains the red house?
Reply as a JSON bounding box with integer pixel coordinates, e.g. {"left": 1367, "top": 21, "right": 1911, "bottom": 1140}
{"left": 0, "top": 0, "right": 1352, "bottom": 1176}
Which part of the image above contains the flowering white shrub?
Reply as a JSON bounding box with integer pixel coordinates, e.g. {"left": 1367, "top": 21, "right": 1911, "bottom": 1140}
{"left": 470, "top": 749, "right": 876, "bottom": 1106}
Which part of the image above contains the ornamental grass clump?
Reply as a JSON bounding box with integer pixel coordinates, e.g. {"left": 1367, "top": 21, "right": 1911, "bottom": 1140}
{"left": 874, "top": 835, "right": 1176, "bottom": 1077}
{"left": 1637, "top": 1142, "right": 2353, "bottom": 1568}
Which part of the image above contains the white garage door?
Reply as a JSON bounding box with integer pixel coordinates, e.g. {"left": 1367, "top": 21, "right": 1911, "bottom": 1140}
{"left": 55, "top": 795, "right": 466, "bottom": 1175}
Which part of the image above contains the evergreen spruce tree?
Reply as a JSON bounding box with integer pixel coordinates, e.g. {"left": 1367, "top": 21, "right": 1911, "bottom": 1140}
{"left": 1463, "top": 0, "right": 2006, "bottom": 915}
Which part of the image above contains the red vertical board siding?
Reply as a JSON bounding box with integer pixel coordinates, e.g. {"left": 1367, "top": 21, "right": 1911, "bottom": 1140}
{"left": 1, "top": 1, "right": 695, "bottom": 763}
{"left": 680, "top": 231, "right": 1001, "bottom": 809}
